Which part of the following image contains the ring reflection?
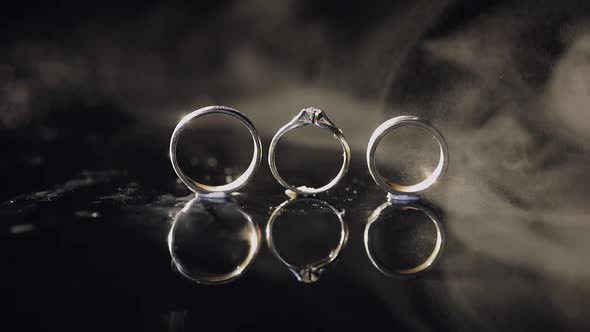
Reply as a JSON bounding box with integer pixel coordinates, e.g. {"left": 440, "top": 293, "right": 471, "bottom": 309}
{"left": 266, "top": 198, "right": 347, "bottom": 283}
{"left": 365, "top": 201, "right": 444, "bottom": 278}
{"left": 168, "top": 197, "right": 261, "bottom": 284}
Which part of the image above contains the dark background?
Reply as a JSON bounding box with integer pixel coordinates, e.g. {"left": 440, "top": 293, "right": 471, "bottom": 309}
{"left": 2, "top": 1, "right": 590, "bottom": 331}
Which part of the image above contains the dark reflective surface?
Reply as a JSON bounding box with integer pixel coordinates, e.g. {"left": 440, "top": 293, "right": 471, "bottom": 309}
{"left": 4, "top": 1, "right": 590, "bottom": 331}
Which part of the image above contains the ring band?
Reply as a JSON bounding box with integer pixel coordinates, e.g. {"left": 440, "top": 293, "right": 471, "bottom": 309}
{"left": 169, "top": 105, "right": 262, "bottom": 195}
{"left": 365, "top": 201, "right": 444, "bottom": 278}
{"left": 367, "top": 115, "right": 448, "bottom": 197}
{"left": 268, "top": 107, "right": 350, "bottom": 195}
{"left": 266, "top": 197, "right": 348, "bottom": 283}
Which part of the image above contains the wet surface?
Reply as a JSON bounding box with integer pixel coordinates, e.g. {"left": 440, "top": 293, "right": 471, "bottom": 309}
{"left": 2, "top": 116, "right": 590, "bottom": 331}
{"left": 4, "top": 1, "right": 590, "bottom": 331}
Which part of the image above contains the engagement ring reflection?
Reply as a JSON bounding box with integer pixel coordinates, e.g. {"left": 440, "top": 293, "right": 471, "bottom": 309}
{"left": 365, "top": 200, "right": 444, "bottom": 278}
{"left": 168, "top": 197, "right": 261, "bottom": 284}
{"left": 266, "top": 198, "right": 348, "bottom": 283}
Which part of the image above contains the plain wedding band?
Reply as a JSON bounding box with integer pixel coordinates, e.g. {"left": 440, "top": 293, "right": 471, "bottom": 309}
{"left": 169, "top": 105, "right": 262, "bottom": 195}
{"left": 366, "top": 115, "right": 448, "bottom": 197}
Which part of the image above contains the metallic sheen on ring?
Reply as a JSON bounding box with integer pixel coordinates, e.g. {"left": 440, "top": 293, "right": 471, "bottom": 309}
{"left": 268, "top": 107, "right": 350, "bottom": 195}
{"left": 169, "top": 105, "right": 262, "bottom": 195}
{"left": 367, "top": 115, "right": 448, "bottom": 197}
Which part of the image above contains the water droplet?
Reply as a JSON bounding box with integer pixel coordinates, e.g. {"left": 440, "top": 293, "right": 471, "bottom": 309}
{"left": 74, "top": 211, "right": 102, "bottom": 219}
{"left": 207, "top": 157, "right": 218, "bottom": 168}
{"left": 10, "top": 224, "right": 35, "bottom": 234}
{"left": 28, "top": 155, "right": 42, "bottom": 166}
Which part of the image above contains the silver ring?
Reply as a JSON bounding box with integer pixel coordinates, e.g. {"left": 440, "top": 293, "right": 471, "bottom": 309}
{"left": 367, "top": 115, "right": 448, "bottom": 197}
{"left": 365, "top": 201, "right": 444, "bottom": 278}
{"left": 266, "top": 197, "right": 348, "bottom": 283}
{"left": 268, "top": 107, "right": 350, "bottom": 195}
{"left": 169, "top": 105, "right": 262, "bottom": 195}
{"left": 168, "top": 197, "right": 261, "bottom": 284}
